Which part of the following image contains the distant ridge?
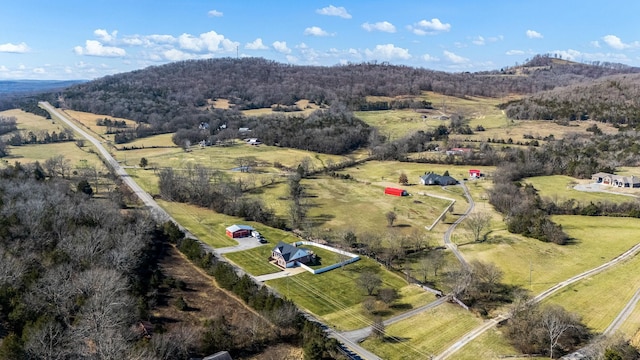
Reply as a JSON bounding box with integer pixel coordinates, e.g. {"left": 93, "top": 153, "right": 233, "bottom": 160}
{"left": 0, "top": 80, "right": 86, "bottom": 95}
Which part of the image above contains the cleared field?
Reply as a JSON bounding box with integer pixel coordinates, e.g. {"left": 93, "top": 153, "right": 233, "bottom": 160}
{"left": 454, "top": 327, "right": 544, "bottom": 360}
{"left": 525, "top": 175, "right": 638, "bottom": 204}
{"left": 618, "top": 301, "right": 640, "bottom": 338}
{"left": 63, "top": 109, "right": 137, "bottom": 142}
{"left": 266, "top": 259, "right": 429, "bottom": 330}
{"left": 544, "top": 247, "right": 640, "bottom": 333}
{"left": 355, "top": 109, "right": 443, "bottom": 140}
{"left": 461, "top": 216, "right": 640, "bottom": 295}
{"left": 1, "top": 108, "right": 63, "bottom": 133}
{"left": 3, "top": 141, "right": 105, "bottom": 169}
{"left": 361, "top": 303, "right": 483, "bottom": 359}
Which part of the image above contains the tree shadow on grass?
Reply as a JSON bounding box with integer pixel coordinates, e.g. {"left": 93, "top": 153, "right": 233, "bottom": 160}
{"left": 390, "top": 303, "right": 412, "bottom": 310}
{"left": 383, "top": 336, "right": 411, "bottom": 343}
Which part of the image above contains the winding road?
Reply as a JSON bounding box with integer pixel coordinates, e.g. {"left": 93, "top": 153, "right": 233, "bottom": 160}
{"left": 443, "top": 183, "right": 474, "bottom": 268}
{"left": 434, "top": 240, "right": 640, "bottom": 359}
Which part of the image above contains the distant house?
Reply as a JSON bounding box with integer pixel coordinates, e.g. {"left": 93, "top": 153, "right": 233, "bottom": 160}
{"left": 225, "top": 224, "right": 255, "bottom": 238}
{"left": 271, "top": 241, "right": 313, "bottom": 268}
{"left": 592, "top": 172, "right": 640, "bottom": 188}
{"left": 469, "top": 169, "right": 482, "bottom": 179}
{"left": 238, "top": 127, "right": 250, "bottom": 134}
{"left": 199, "top": 122, "right": 210, "bottom": 130}
{"left": 419, "top": 172, "right": 458, "bottom": 186}
{"left": 446, "top": 147, "right": 472, "bottom": 156}
{"left": 384, "top": 187, "right": 408, "bottom": 196}
{"left": 245, "top": 138, "right": 262, "bottom": 146}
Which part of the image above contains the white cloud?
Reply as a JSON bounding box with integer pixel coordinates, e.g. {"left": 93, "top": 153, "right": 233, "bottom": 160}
{"left": 286, "top": 55, "right": 299, "bottom": 63}
{"left": 74, "top": 40, "right": 126, "bottom": 57}
{"left": 422, "top": 53, "right": 439, "bottom": 62}
{"left": 472, "top": 36, "right": 485, "bottom": 46}
{"left": 443, "top": 50, "right": 468, "bottom": 64}
{"left": 526, "top": 30, "right": 543, "bottom": 39}
{"left": 33, "top": 68, "right": 45, "bottom": 74}
{"left": 408, "top": 18, "right": 451, "bottom": 35}
{"left": 163, "top": 49, "right": 194, "bottom": 61}
{"left": 245, "top": 38, "right": 268, "bottom": 50}
{"left": 0, "top": 65, "right": 8, "bottom": 72}
{"left": 273, "top": 41, "right": 291, "bottom": 54}
{"left": 0, "top": 42, "right": 30, "bottom": 53}
{"left": 552, "top": 48, "right": 631, "bottom": 63}
{"left": 316, "top": 5, "right": 351, "bottom": 19}
{"left": 419, "top": 18, "right": 451, "bottom": 31}
{"left": 590, "top": 40, "right": 600, "bottom": 48}
{"left": 178, "top": 31, "right": 238, "bottom": 52}
{"left": 208, "top": 9, "right": 223, "bottom": 17}
{"left": 602, "top": 35, "right": 639, "bottom": 50}
{"left": 364, "top": 44, "right": 411, "bottom": 60}
{"left": 506, "top": 49, "right": 525, "bottom": 55}
{"left": 304, "top": 26, "right": 331, "bottom": 36}
{"left": 362, "top": 21, "right": 396, "bottom": 33}
{"left": 94, "top": 29, "right": 117, "bottom": 43}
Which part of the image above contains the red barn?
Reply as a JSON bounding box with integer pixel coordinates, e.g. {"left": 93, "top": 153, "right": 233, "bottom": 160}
{"left": 384, "top": 187, "right": 408, "bottom": 196}
{"left": 225, "top": 224, "right": 254, "bottom": 238}
{"left": 469, "top": 169, "right": 481, "bottom": 178}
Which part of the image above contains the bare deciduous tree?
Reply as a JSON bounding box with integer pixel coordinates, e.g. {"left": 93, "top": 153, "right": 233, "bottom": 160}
{"left": 464, "top": 212, "right": 492, "bottom": 242}
{"left": 357, "top": 271, "right": 382, "bottom": 296}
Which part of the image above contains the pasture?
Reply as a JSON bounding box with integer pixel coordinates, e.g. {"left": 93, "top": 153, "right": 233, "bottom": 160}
{"left": 1, "top": 108, "right": 63, "bottom": 133}
{"left": 462, "top": 216, "right": 640, "bottom": 295}
{"left": 454, "top": 328, "right": 539, "bottom": 360}
{"left": 63, "top": 109, "right": 137, "bottom": 142}
{"left": 266, "top": 258, "right": 434, "bottom": 330}
{"left": 544, "top": 250, "right": 640, "bottom": 334}
{"left": 361, "top": 303, "right": 483, "bottom": 359}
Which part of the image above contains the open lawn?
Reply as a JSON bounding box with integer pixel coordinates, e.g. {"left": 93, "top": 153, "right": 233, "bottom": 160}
{"left": 63, "top": 109, "right": 137, "bottom": 143}
{"left": 454, "top": 327, "right": 544, "bottom": 360}
{"left": 266, "top": 258, "right": 430, "bottom": 330}
{"left": 618, "top": 302, "right": 640, "bottom": 339}
{"left": 3, "top": 141, "right": 105, "bottom": 169}
{"left": 461, "top": 216, "right": 640, "bottom": 295}
{"left": 225, "top": 245, "right": 281, "bottom": 276}
{"left": 525, "top": 175, "right": 636, "bottom": 204}
{"left": 544, "top": 248, "right": 640, "bottom": 333}
{"left": 361, "top": 303, "right": 483, "bottom": 359}
{"left": 1, "top": 108, "right": 63, "bottom": 133}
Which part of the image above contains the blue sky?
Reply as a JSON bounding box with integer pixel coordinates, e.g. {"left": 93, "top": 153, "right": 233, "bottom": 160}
{"left": 1, "top": 1, "right": 638, "bottom": 80}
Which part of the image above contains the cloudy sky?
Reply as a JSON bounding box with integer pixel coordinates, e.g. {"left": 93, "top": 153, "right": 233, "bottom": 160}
{"left": 1, "top": 0, "right": 638, "bottom": 80}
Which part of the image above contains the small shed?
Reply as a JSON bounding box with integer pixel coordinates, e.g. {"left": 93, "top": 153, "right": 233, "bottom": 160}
{"left": 469, "top": 169, "right": 481, "bottom": 178}
{"left": 384, "top": 187, "right": 408, "bottom": 196}
{"left": 225, "top": 224, "right": 254, "bottom": 238}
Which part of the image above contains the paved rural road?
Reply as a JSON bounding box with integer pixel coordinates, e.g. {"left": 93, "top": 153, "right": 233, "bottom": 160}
{"left": 41, "top": 102, "right": 384, "bottom": 360}
{"left": 340, "top": 295, "right": 451, "bottom": 343}
{"left": 434, "top": 241, "right": 640, "bottom": 360}
{"left": 443, "top": 182, "right": 474, "bottom": 268}
{"left": 604, "top": 287, "right": 640, "bottom": 335}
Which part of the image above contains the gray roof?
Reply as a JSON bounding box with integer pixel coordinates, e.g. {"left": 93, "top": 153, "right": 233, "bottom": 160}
{"left": 419, "top": 172, "right": 458, "bottom": 185}
{"left": 272, "top": 241, "right": 310, "bottom": 262}
{"left": 226, "top": 224, "right": 254, "bottom": 233}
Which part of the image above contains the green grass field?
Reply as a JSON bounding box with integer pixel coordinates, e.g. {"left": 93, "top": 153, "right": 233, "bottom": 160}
{"left": 454, "top": 327, "right": 545, "bottom": 360}
{"left": 544, "top": 250, "right": 640, "bottom": 333}
{"left": 361, "top": 303, "right": 483, "bottom": 359}
{"left": 224, "top": 245, "right": 280, "bottom": 276}
{"left": 462, "top": 216, "right": 640, "bottom": 295}
{"left": 525, "top": 175, "right": 636, "bottom": 204}
{"left": 266, "top": 258, "right": 430, "bottom": 330}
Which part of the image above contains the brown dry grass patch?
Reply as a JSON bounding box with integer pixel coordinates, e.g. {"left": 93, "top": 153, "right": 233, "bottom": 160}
{"left": 154, "top": 245, "right": 301, "bottom": 358}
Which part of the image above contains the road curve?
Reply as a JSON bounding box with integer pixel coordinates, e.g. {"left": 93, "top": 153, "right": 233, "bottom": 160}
{"left": 443, "top": 182, "right": 474, "bottom": 268}
{"left": 340, "top": 295, "right": 451, "bottom": 343}
{"left": 434, "top": 241, "right": 640, "bottom": 359}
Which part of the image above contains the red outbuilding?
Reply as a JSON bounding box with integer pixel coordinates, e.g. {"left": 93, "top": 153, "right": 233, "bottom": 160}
{"left": 469, "top": 169, "right": 481, "bottom": 178}
{"left": 225, "top": 224, "right": 255, "bottom": 238}
{"left": 384, "top": 187, "right": 408, "bottom": 196}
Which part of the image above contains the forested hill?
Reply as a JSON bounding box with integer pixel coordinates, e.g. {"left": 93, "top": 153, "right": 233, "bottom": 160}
{"left": 43, "top": 56, "right": 638, "bottom": 124}
{"left": 503, "top": 73, "right": 640, "bottom": 127}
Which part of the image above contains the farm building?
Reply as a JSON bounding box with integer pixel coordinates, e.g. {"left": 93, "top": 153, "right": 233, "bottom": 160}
{"left": 469, "top": 169, "right": 481, "bottom": 178}
{"left": 419, "top": 172, "right": 458, "bottom": 186}
{"left": 384, "top": 187, "right": 408, "bottom": 196}
{"left": 271, "top": 242, "right": 314, "bottom": 268}
{"left": 225, "top": 224, "right": 255, "bottom": 238}
{"left": 445, "top": 147, "right": 472, "bottom": 156}
{"left": 592, "top": 172, "right": 640, "bottom": 188}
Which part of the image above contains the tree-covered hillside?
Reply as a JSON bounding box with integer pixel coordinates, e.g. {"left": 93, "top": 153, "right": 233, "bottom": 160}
{"left": 503, "top": 73, "right": 640, "bottom": 126}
